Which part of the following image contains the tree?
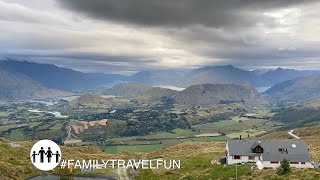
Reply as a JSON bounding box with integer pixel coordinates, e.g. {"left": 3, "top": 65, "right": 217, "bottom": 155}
{"left": 277, "top": 159, "right": 291, "bottom": 175}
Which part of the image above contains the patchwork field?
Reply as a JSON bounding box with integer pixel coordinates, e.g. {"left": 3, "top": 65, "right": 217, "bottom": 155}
{"left": 0, "top": 121, "right": 66, "bottom": 142}
{"left": 100, "top": 115, "right": 282, "bottom": 154}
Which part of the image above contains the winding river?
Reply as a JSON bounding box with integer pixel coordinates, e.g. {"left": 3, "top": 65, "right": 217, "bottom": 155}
{"left": 28, "top": 109, "right": 69, "bottom": 118}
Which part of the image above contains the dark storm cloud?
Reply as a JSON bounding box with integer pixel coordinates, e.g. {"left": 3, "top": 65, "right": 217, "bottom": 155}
{"left": 1, "top": 0, "right": 320, "bottom": 73}
{"left": 58, "top": 0, "right": 316, "bottom": 28}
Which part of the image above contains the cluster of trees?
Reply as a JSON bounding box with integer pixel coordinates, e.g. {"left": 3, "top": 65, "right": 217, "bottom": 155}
{"left": 273, "top": 108, "right": 320, "bottom": 125}
{"left": 189, "top": 111, "right": 240, "bottom": 125}
{"left": 80, "top": 109, "right": 134, "bottom": 121}
{"left": 119, "top": 112, "right": 191, "bottom": 137}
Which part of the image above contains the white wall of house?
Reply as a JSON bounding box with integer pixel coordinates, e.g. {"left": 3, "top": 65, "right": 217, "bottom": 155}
{"left": 227, "top": 156, "right": 314, "bottom": 168}
{"left": 262, "top": 161, "right": 314, "bottom": 168}
{"left": 227, "top": 155, "right": 260, "bottom": 165}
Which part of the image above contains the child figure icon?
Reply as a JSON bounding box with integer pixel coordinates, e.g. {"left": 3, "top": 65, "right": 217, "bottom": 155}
{"left": 31, "top": 151, "right": 37, "bottom": 163}
{"left": 30, "top": 140, "right": 62, "bottom": 171}
{"left": 55, "top": 151, "right": 61, "bottom": 163}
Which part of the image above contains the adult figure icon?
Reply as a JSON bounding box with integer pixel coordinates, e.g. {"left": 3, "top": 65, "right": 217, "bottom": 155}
{"left": 45, "top": 147, "right": 53, "bottom": 163}
{"left": 38, "top": 147, "right": 46, "bottom": 163}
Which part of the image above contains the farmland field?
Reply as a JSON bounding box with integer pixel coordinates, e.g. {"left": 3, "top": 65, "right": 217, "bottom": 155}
{"left": 226, "top": 129, "right": 266, "bottom": 138}
{"left": 100, "top": 115, "right": 279, "bottom": 154}
{"left": 105, "top": 144, "right": 165, "bottom": 153}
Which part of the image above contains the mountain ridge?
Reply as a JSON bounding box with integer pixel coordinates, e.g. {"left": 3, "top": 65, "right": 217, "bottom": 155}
{"left": 1, "top": 59, "right": 320, "bottom": 101}
{"left": 0, "top": 69, "right": 70, "bottom": 100}
{"left": 0, "top": 59, "right": 127, "bottom": 92}
{"left": 103, "top": 82, "right": 153, "bottom": 96}
{"left": 172, "top": 83, "right": 261, "bottom": 106}
{"left": 265, "top": 74, "right": 320, "bottom": 103}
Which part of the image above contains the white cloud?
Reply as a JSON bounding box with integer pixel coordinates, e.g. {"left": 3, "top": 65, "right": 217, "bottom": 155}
{"left": 0, "top": 0, "right": 320, "bottom": 73}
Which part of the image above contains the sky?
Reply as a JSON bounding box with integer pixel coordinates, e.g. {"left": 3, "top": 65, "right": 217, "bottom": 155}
{"left": 0, "top": 0, "right": 320, "bottom": 74}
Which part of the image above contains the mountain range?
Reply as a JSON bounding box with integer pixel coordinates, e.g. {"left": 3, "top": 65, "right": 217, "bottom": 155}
{"left": 260, "top": 67, "right": 317, "bottom": 85}
{"left": 1, "top": 59, "right": 320, "bottom": 101}
{"left": 0, "top": 69, "right": 69, "bottom": 100}
{"left": 178, "top": 65, "right": 266, "bottom": 87}
{"left": 73, "top": 83, "right": 262, "bottom": 107}
{"left": 265, "top": 74, "right": 320, "bottom": 103}
{"left": 0, "top": 60, "right": 126, "bottom": 92}
{"left": 178, "top": 65, "right": 319, "bottom": 87}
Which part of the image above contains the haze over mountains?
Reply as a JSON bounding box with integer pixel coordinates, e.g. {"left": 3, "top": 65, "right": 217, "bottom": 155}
{"left": 1, "top": 59, "right": 320, "bottom": 101}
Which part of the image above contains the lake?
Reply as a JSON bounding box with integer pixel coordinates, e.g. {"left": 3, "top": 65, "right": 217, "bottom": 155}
{"left": 255, "top": 86, "right": 271, "bottom": 93}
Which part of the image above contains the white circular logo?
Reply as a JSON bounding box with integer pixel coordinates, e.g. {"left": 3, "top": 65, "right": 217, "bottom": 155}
{"left": 30, "top": 139, "right": 62, "bottom": 171}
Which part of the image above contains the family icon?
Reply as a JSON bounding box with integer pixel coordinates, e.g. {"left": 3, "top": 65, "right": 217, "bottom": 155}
{"left": 31, "top": 147, "right": 61, "bottom": 163}
{"left": 30, "top": 139, "right": 62, "bottom": 171}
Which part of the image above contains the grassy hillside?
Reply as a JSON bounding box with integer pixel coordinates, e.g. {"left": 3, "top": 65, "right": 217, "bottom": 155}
{"left": 272, "top": 98, "right": 320, "bottom": 126}
{"left": 68, "top": 94, "right": 111, "bottom": 108}
{"left": 143, "top": 87, "right": 177, "bottom": 100}
{"left": 295, "top": 125, "right": 320, "bottom": 162}
{"left": 103, "top": 82, "right": 153, "bottom": 96}
{"left": 0, "top": 138, "right": 41, "bottom": 179}
{"left": 173, "top": 83, "right": 265, "bottom": 106}
{"left": 1, "top": 124, "right": 320, "bottom": 179}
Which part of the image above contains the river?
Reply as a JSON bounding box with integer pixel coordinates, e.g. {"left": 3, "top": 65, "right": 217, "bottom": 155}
{"left": 28, "top": 109, "right": 69, "bottom": 118}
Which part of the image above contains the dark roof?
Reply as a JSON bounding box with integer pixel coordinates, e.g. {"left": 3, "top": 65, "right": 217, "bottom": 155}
{"left": 227, "top": 140, "right": 311, "bottom": 162}
{"left": 251, "top": 141, "right": 261, "bottom": 149}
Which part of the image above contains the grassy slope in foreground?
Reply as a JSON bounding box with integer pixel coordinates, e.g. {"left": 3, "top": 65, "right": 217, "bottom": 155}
{"left": 1, "top": 124, "right": 320, "bottom": 180}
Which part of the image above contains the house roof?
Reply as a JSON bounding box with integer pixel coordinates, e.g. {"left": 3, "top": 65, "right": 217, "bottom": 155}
{"left": 251, "top": 141, "right": 261, "bottom": 149}
{"left": 227, "top": 140, "right": 311, "bottom": 162}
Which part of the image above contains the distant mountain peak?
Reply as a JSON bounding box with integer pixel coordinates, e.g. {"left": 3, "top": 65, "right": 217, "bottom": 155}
{"left": 0, "top": 59, "right": 126, "bottom": 92}
{"left": 223, "top": 64, "right": 235, "bottom": 68}
{"left": 197, "top": 64, "right": 237, "bottom": 70}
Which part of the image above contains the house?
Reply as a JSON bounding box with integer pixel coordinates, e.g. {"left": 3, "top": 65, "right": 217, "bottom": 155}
{"left": 225, "top": 140, "right": 314, "bottom": 168}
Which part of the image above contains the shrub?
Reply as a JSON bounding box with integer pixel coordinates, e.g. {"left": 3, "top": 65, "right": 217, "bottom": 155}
{"left": 281, "top": 159, "right": 291, "bottom": 173}
{"left": 277, "top": 167, "right": 284, "bottom": 175}
{"left": 277, "top": 159, "right": 291, "bottom": 175}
